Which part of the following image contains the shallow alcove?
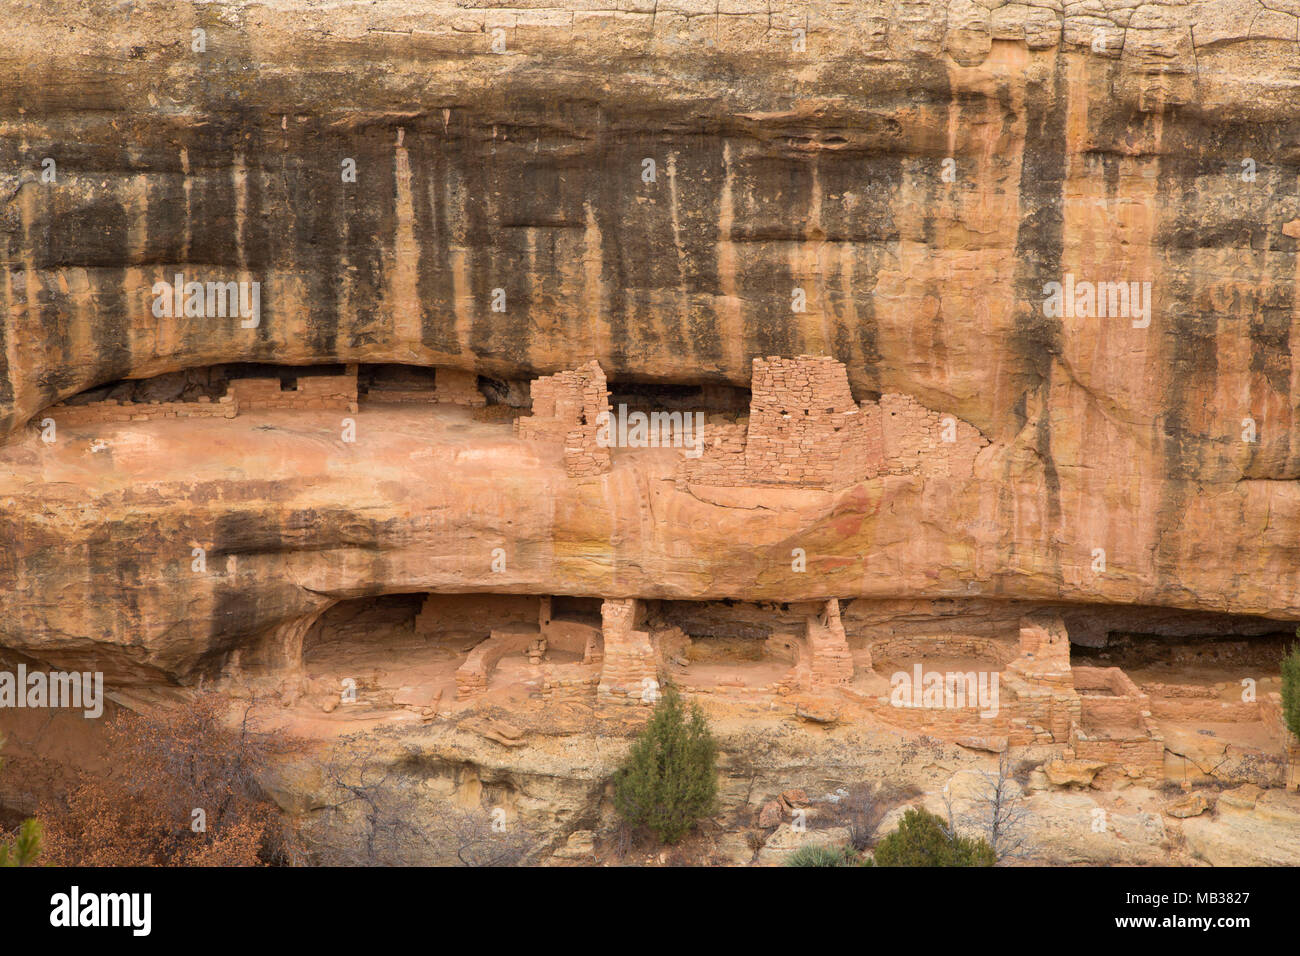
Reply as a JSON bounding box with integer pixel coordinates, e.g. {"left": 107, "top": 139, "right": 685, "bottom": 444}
{"left": 291, "top": 592, "right": 606, "bottom": 714}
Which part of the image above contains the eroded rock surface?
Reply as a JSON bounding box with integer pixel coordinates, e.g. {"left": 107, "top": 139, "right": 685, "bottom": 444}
{"left": 3, "top": 1, "right": 1300, "bottom": 866}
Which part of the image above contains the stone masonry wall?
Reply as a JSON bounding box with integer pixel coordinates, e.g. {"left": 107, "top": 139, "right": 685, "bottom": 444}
{"left": 514, "top": 360, "right": 611, "bottom": 477}
{"left": 801, "top": 598, "right": 854, "bottom": 688}
{"left": 455, "top": 624, "right": 539, "bottom": 699}
{"left": 45, "top": 396, "right": 236, "bottom": 426}
{"left": 228, "top": 370, "right": 358, "bottom": 413}
{"left": 673, "top": 420, "right": 748, "bottom": 486}
{"left": 45, "top": 368, "right": 359, "bottom": 427}
{"left": 596, "top": 598, "right": 658, "bottom": 704}
{"left": 743, "top": 356, "right": 873, "bottom": 489}
{"left": 879, "top": 392, "right": 988, "bottom": 478}
{"left": 675, "top": 356, "right": 988, "bottom": 491}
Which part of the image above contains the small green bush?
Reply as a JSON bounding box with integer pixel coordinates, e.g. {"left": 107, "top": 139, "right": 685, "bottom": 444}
{"left": 612, "top": 686, "right": 718, "bottom": 844}
{"left": 0, "top": 820, "right": 42, "bottom": 867}
{"left": 0, "top": 737, "right": 41, "bottom": 866}
{"left": 873, "top": 808, "right": 996, "bottom": 867}
{"left": 1283, "top": 638, "right": 1300, "bottom": 742}
{"left": 785, "top": 843, "right": 861, "bottom": 867}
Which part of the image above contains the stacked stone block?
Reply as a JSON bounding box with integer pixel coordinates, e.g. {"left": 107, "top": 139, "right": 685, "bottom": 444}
{"left": 454, "top": 624, "right": 538, "bottom": 699}
{"left": 596, "top": 598, "right": 658, "bottom": 704}
{"left": 514, "top": 360, "right": 611, "bottom": 477}
{"left": 673, "top": 355, "right": 989, "bottom": 491}
{"left": 800, "top": 598, "right": 855, "bottom": 688}
{"left": 227, "top": 369, "right": 359, "bottom": 413}
{"left": 673, "top": 420, "right": 748, "bottom": 485}
{"left": 46, "top": 395, "right": 236, "bottom": 426}
{"left": 45, "top": 368, "right": 361, "bottom": 427}
{"left": 878, "top": 392, "right": 987, "bottom": 478}
{"left": 742, "top": 356, "right": 873, "bottom": 489}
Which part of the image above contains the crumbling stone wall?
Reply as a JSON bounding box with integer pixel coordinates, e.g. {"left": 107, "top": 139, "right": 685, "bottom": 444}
{"left": 228, "top": 368, "right": 358, "bottom": 413}
{"left": 45, "top": 367, "right": 360, "bottom": 427}
{"left": 869, "top": 636, "right": 1017, "bottom": 670}
{"left": 45, "top": 396, "right": 236, "bottom": 426}
{"left": 455, "top": 624, "right": 538, "bottom": 699}
{"left": 879, "top": 392, "right": 987, "bottom": 478}
{"left": 1069, "top": 726, "right": 1166, "bottom": 782}
{"left": 1074, "top": 666, "right": 1150, "bottom": 732}
{"left": 676, "top": 355, "right": 988, "bottom": 490}
{"left": 1002, "top": 613, "right": 1079, "bottom": 741}
{"left": 1143, "top": 684, "right": 1261, "bottom": 721}
{"left": 596, "top": 598, "right": 657, "bottom": 704}
{"left": 800, "top": 598, "right": 854, "bottom": 688}
{"left": 514, "top": 360, "right": 611, "bottom": 477}
{"left": 767, "top": 599, "right": 855, "bottom": 692}
{"left": 1006, "top": 613, "right": 1074, "bottom": 689}
{"left": 674, "top": 420, "right": 748, "bottom": 485}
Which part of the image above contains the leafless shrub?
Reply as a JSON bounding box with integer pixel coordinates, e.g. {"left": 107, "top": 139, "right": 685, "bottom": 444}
{"left": 831, "top": 781, "right": 920, "bottom": 851}
{"left": 312, "top": 738, "right": 533, "bottom": 866}
{"left": 965, "top": 751, "right": 1032, "bottom": 861}
{"left": 431, "top": 806, "right": 533, "bottom": 867}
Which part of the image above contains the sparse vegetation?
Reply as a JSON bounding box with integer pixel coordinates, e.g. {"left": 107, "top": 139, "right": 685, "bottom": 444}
{"left": 0, "top": 819, "right": 42, "bottom": 867}
{"left": 965, "top": 751, "right": 1032, "bottom": 860}
{"left": 873, "top": 807, "right": 996, "bottom": 867}
{"left": 38, "top": 691, "right": 287, "bottom": 866}
{"left": 316, "top": 737, "right": 534, "bottom": 866}
{"left": 785, "top": 843, "right": 863, "bottom": 867}
{"left": 832, "top": 781, "right": 918, "bottom": 851}
{"left": 1283, "top": 637, "right": 1300, "bottom": 742}
{"left": 0, "top": 736, "right": 42, "bottom": 867}
{"left": 612, "top": 686, "right": 718, "bottom": 844}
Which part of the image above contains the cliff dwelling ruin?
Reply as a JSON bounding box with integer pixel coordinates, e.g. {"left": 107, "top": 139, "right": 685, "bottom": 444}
{"left": 5, "top": 0, "right": 1300, "bottom": 880}
{"left": 10, "top": 350, "right": 1299, "bottom": 800}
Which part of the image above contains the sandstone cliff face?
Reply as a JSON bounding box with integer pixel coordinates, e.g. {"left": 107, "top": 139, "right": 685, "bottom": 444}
{"left": 2, "top": 3, "right": 1300, "bottom": 671}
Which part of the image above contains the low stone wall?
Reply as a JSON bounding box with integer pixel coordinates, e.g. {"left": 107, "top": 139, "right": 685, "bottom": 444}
{"left": 869, "top": 635, "right": 1017, "bottom": 670}
{"left": 543, "top": 618, "right": 602, "bottom": 659}
{"left": 1070, "top": 726, "right": 1166, "bottom": 782}
{"left": 46, "top": 368, "right": 363, "bottom": 427}
{"left": 1074, "top": 666, "right": 1149, "bottom": 733}
{"left": 1143, "top": 683, "right": 1262, "bottom": 721}
{"left": 228, "top": 372, "right": 358, "bottom": 412}
{"left": 46, "top": 396, "right": 235, "bottom": 426}
{"left": 534, "top": 669, "right": 601, "bottom": 703}
{"left": 362, "top": 387, "right": 439, "bottom": 404}
{"left": 844, "top": 679, "right": 1059, "bottom": 746}
{"left": 455, "top": 624, "right": 538, "bottom": 699}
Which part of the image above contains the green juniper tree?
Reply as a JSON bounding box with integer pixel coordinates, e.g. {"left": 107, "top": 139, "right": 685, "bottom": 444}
{"left": 613, "top": 686, "right": 718, "bottom": 844}
{"left": 0, "top": 736, "right": 42, "bottom": 866}
{"left": 1283, "top": 635, "right": 1300, "bottom": 743}
{"left": 873, "top": 807, "right": 995, "bottom": 867}
{"left": 0, "top": 820, "right": 42, "bottom": 867}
